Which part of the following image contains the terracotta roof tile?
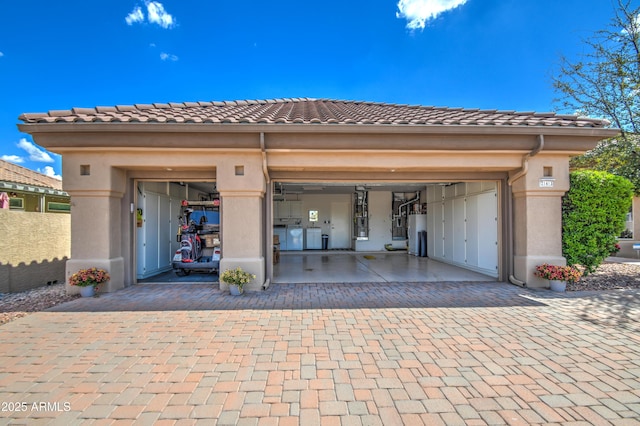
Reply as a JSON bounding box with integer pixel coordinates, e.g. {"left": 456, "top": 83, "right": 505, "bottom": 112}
{"left": 0, "top": 159, "right": 62, "bottom": 190}
{"left": 18, "top": 98, "right": 611, "bottom": 128}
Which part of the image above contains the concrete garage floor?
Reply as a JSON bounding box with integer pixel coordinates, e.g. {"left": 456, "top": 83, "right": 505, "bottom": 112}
{"left": 139, "top": 251, "right": 494, "bottom": 284}
{"left": 138, "top": 270, "right": 218, "bottom": 284}
{"left": 273, "top": 251, "right": 495, "bottom": 284}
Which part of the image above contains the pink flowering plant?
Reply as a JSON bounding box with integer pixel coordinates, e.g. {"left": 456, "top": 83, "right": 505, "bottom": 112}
{"left": 534, "top": 263, "right": 582, "bottom": 283}
{"left": 69, "top": 267, "right": 110, "bottom": 289}
{"left": 611, "top": 243, "right": 621, "bottom": 255}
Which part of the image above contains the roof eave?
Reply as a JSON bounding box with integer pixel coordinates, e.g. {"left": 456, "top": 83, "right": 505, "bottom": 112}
{"left": 0, "top": 181, "right": 67, "bottom": 195}
{"left": 17, "top": 122, "right": 621, "bottom": 138}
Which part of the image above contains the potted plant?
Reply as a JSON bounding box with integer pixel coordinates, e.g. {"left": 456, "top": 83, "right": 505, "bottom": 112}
{"left": 610, "top": 243, "right": 621, "bottom": 255}
{"left": 220, "top": 267, "right": 256, "bottom": 295}
{"left": 534, "top": 263, "right": 582, "bottom": 292}
{"left": 69, "top": 267, "right": 110, "bottom": 297}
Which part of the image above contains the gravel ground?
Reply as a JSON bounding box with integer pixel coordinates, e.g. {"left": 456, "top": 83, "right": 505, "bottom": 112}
{"left": 1, "top": 261, "right": 638, "bottom": 326}
{"left": 0, "top": 283, "right": 79, "bottom": 326}
{"left": 567, "top": 261, "right": 640, "bottom": 291}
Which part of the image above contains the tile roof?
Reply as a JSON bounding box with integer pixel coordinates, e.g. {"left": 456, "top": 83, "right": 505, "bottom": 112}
{"left": 0, "top": 159, "right": 63, "bottom": 190}
{"left": 19, "top": 98, "right": 610, "bottom": 129}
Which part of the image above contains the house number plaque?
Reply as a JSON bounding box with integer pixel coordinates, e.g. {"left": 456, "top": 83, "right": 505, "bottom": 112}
{"left": 539, "top": 178, "right": 555, "bottom": 188}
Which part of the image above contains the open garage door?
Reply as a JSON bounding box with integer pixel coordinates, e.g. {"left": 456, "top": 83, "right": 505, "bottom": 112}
{"left": 271, "top": 181, "right": 500, "bottom": 283}
{"left": 135, "top": 180, "right": 220, "bottom": 283}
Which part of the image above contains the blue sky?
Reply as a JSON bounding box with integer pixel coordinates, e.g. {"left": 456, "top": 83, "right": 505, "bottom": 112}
{"left": 0, "top": 0, "right": 627, "bottom": 179}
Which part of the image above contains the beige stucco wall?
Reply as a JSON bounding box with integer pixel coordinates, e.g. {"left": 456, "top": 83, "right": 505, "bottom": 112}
{"left": 59, "top": 144, "right": 573, "bottom": 291}
{"left": 59, "top": 147, "right": 269, "bottom": 292}
{"left": 510, "top": 154, "right": 570, "bottom": 288}
{"left": 0, "top": 209, "right": 70, "bottom": 293}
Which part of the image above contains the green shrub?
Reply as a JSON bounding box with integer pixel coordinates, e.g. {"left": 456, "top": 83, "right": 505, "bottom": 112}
{"left": 562, "top": 170, "right": 633, "bottom": 274}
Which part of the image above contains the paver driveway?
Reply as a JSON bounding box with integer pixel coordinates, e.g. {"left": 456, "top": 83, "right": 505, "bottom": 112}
{"left": 1, "top": 282, "right": 639, "bottom": 425}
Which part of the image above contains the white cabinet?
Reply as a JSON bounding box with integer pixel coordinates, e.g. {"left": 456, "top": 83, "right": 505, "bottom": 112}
{"left": 287, "top": 226, "right": 304, "bottom": 250}
{"left": 275, "top": 201, "right": 303, "bottom": 219}
{"left": 289, "top": 201, "right": 302, "bottom": 219}
{"left": 274, "top": 201, "right": 286, "bottom": 219}
{"left": 426, "top": 183, "right": 498, "bottom": 277}
{"left": 306, "top": 228, "right": 322, "bottom": 249}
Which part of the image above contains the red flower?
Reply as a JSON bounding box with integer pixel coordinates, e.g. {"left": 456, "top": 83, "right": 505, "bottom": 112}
{"left": 534, "top": 263, "right": 582, "bottom": 283}
{"left": 69, "top": 267, "right": 110, "bottom": 289}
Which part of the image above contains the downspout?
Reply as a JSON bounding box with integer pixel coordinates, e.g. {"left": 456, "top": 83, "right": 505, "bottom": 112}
{"left": 508, "top": 134, "right": 544, "bottom": 187}
{"left": 507, "top": 134, "right": 545, "bottom": 287}
{"left": 261, "top": 132, "right": 272, "bottom": 290}
{"left": 260, "top": 132, "right": 270, "bottom": 184}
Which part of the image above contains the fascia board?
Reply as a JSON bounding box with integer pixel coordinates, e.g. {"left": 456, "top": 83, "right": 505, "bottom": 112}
{"left": 17, "top": 122, "right": 621, "bottom": 139}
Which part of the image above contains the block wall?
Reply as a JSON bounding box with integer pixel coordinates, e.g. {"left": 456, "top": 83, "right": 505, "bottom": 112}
{"left": 0, "top": 210, "right": 70, "bottom": 293}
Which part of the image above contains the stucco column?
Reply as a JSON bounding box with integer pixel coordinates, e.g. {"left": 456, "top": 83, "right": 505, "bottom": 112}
{"left": 510, "top": 155, "right": 570, "bottom": 288}
{"left": 218, "top": 192, "right": 265, "bottom": 291}
{"left": 64, "top": 163, "right": 126, "bottom": 294}
{"left": 217, "top": 155, "right": 267, "bottom": 292}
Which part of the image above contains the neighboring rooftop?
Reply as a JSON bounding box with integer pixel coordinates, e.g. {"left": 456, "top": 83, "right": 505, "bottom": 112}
{"left": 0, "top": 159, "right": 63, "bottom": 191}
{"left": 19, "top": 98, "right": 610, "bottom": 128}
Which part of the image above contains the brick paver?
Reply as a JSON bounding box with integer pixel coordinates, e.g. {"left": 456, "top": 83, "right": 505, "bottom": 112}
{"left": 0, "top": 281, "right": 639, "bottom": 424}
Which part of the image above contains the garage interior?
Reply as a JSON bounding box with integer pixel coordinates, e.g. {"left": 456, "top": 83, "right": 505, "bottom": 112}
{"left": 270, "top": 180, "right": 500, "bottom": 284}
{"left": 135, "top": 180, "right": 220, "bottom": 284}
{"left": 134, "top": 178, "right": 500, "bottom": 285}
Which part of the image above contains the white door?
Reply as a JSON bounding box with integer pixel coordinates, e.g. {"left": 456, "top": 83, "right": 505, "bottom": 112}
{"left": 330, "top": 201, "right": 351, "bottom": 249}
{"left": 158, "top": 195, "right": 172, "bottom": 269}
{"left": 145, "top": 192, "right": 160, "bottom": 274}
{"left": 136, "top": 193, "right": 147, "bottom": 278}
{"left": 477, "top": 191, "right": 498, "bottom": 272}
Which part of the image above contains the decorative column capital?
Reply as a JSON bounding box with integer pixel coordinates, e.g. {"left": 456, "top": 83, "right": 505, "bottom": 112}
{"left": 218, "top": 190, "right": 265, "bottom": 199}
{"left": 65, "top": 189, "right": 125, "bottom": 198}
{"left": 511, "top": 189, "right": 568, "bottom": 198}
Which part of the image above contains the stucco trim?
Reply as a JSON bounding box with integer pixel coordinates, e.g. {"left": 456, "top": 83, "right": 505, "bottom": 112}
{"left": 65, "top": 190, "right": 125, "bottom": 198}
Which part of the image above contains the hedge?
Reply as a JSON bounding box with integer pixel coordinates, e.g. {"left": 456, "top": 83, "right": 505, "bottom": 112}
{"left": 562, "top": 170, "right": 633, "bottom": 274}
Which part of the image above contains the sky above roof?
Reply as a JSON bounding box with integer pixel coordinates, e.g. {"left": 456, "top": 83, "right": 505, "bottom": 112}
{"left": 0, "top": 0, "right": 628, "bottom": 179}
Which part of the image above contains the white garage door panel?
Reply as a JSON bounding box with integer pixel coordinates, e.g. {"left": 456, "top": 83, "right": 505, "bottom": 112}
{"left": 158, "top": 195, "right": 171, "bottom": 270}
{"left": 444, "top": 199, "right": 454, "bottom": 260}
{"left": 477, "top": 191, "right": 498, "bottom": 272}
{"left": 431, "top": 202, "right": 445, "bottom": 258}
{"left": 145, "top": 193, "right": 160, "bottom": 274}
{"left": 466, "top": 196, "right": 479, "bottom": 267}
{"left": 453, "top": 198, "right": 466, "bottom": 263}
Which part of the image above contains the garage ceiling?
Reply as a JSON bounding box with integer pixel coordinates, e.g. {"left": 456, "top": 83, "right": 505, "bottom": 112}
{"left": 276, "top": 182, "right": 446, "bottom": 195}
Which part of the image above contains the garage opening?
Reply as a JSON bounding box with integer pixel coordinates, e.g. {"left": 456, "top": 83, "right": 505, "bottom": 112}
{"left": 135, "top": 180, "right": 220, "bottom": 283}
{"left": 271, "top": 181, "right": 500, "bottom": 283}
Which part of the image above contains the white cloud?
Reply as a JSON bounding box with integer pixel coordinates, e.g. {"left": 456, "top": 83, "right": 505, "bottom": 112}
{"left": 146, "top": 1, "right": 174, "bottom": 29}
{"left": 17, "top": 138, "right": 54, "bottom": 163}
{"left": 38, "top": 166, "right": 62, "bottom": 180}
{"left": 125, "top": 1, "right": 175, "bottom": 29}
{"left": 160, "top": 52, "right": 178, "bottom": 61}
{"left": 1, "top": 155, "right": 24, "bottom": 163}
{"left": 621, "top": 13, "right": 640, "bottom": 35}
{"left": 396, "top": 0, "right": 469, "bottom": 30}
{"left": 125, "top": 6, "right": 144, "bottom": 25}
